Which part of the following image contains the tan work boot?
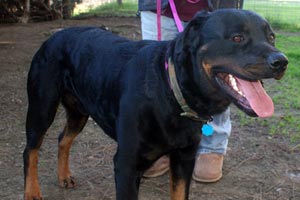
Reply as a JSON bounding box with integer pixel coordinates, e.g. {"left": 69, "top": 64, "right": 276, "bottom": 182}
{"left": 143, "top": 155, "right": 170, "bottom": 178}
{"left": 192, "top": 153, "right": 224, "bottom": 183}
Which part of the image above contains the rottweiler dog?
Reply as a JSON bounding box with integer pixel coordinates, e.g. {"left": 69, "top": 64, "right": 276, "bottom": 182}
{"left": 24, "top": 9, "right": 288, "bottom": 200}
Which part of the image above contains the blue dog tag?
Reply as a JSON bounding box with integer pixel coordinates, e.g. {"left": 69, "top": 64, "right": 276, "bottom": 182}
{"left": 201, "top": 124, "right": 214, "bottom": 136}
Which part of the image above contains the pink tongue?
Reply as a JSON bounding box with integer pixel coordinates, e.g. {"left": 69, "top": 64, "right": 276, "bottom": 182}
{"left": 235, "top": 78, "right": 274, "bottom": 118}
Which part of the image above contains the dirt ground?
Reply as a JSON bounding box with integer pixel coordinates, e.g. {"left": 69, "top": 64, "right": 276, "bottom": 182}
{"left": 1, "top": 17, "right": 300, "bottom": 200}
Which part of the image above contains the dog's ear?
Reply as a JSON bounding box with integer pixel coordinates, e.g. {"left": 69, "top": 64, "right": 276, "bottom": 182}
{"left": 174, "top": 11, "right": 210, "bottom": 61}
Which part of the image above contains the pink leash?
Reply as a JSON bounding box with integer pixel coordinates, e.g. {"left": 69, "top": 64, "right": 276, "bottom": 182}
{"left": 157, "top": 0, "right": 185, "bottom": 70}
{"left": 168, "top": 0, "right": 184, "bottom": 32}
{"left": 160, "top": 0, "right": 202, "bottom": 70}
{"left": 157, "top": 0, "right": 162, "bottom": 41}
{"left": 157, "top": 0, "right": 187, "bottom": 42}
{"left": 168, "top": 0, "right": 203, "bottom": 31}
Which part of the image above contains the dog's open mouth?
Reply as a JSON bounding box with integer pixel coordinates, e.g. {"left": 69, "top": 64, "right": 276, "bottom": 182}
{"left": 215, "top": 73, "right": 274, "bottom": 118}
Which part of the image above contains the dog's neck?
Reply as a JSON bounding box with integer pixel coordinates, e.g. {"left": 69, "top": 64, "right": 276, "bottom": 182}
{"left": 166, "top": 58, "right": 212, "bottom": 123}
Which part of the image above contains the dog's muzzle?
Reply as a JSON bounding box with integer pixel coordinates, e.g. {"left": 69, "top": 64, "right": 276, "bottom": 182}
{"left": 267, "top": 52, "right": 288, "bottom": 71}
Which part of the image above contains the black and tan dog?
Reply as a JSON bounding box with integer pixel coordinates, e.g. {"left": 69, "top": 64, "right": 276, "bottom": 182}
{"left": 24, "top": 10, "right": 287, "bottom": 200}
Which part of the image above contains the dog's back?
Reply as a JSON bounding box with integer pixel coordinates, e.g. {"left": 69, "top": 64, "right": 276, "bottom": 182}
{"left": 27, "top": 27, "right": 168, "bottom": 138}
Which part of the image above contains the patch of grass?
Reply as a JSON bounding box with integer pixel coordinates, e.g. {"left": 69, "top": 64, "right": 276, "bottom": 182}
{"left": 276, "top": 34, "right": 300, "bottom": 77}
{"left": 244, "top": 0, "right": 300, "bottom": 32}
{"left": 73, "top": 1, "right": 138, "bottom": 18}
{"left": 236, "top": 33, "right": 300, "bottom": 142}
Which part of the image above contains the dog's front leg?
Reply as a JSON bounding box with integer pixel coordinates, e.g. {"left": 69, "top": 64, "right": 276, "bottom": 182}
{"left": 169, "top": 147, "right": 197, "bottom": 200}
{"left": 113, "top": 115, "right": 141, "bottom": 200}
{"left": 113, "top": 150, "right": 141, "bottom": 200}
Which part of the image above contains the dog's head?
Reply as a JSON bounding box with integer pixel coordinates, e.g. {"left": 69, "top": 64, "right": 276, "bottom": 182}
{"left": 173, "top": 9, "right": 288, "bottom": 118}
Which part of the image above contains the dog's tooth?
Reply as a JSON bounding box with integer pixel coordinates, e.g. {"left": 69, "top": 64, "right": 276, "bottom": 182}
{"left": 238, "top": 90, "right": 243, "bottom": 96}
{"left": 229, "top": 75, "right": 238, "bottom": 91}
{"left": 230, "top": 75, "right": 235, "bottom": 81}
{"left": 228, "top": 74, "right": 245, "bottom": 97}
{"left": 237, "top": 89, "right": 246, "bottom": 97}
{"left": 233, "top": 84, "right": 238, "bottom": 91}
{"left": 229, "top": 74, "right": 234, "bottom": 82}
{"left": 229, "top": 75, "right": 236, "bottom": 85}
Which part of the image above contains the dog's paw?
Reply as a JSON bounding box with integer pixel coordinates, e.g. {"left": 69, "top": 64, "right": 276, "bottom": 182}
{"left": 59, "top": 176, "right": 76, "bottom": 188}
{"left": 24, "top": 193, "right": 43, "bottom": 200}
{"left": 24, "top": 183, "right": 43, "bottom": 200}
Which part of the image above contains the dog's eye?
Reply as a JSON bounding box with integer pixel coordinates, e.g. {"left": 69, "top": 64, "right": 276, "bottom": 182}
{"left": 269, "top": 34, "right": 276, "bottom": 43}
{"left": 232, "top": 35, "right": 244, "bottom": 43}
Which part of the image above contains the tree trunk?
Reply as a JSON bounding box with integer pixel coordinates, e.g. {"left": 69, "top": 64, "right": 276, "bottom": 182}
{"left": 45, "top": 0, "right": 50, "bottom": 7}
{"left": 62, "top": 0, "right": 72, "bottom": 19}
{"left": 117, "top": 0, "right": 122, "bottom": 5}
{"left": 21, "top": 0, "right": 30, "bottom": 23}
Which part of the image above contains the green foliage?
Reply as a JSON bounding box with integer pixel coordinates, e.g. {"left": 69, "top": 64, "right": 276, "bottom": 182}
{"left": 244, "top": 0, "right": 300, "bottom": 32}
{"left": 73, "top": 1, "right": 137, "bottom": 17}
{"left": 276, "top": 34, "right": 300, "bottom": 78}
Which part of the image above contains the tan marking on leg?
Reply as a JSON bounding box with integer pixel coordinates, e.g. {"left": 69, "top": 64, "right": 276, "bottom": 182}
{"left": 170, "top": 171, "right": 186, "bottom": 200}
{"left": 24, "top": 149, "right": 43, "bottom": 200}
{"left": 58, "top": 127, "right": 76, "bottom": 188}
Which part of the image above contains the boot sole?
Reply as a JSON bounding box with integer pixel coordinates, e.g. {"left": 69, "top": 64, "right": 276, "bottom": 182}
{"left": 143, "top": 167, "right": 169, "bottom": 178}
{"left": 192, "top": 172, "right": 222, "bottom": 183}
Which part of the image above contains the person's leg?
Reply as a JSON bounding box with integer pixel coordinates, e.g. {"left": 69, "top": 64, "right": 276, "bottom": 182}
{"left": 193, "top": 107, "right": 231, "bottom": 182}
{"left": 140, "top": 11, "right": 179, "bottom": 40}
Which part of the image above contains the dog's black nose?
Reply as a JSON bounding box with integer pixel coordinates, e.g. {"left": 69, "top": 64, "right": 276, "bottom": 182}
{"left": 267, "top": 52, "right": 288, "bottom": 70}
